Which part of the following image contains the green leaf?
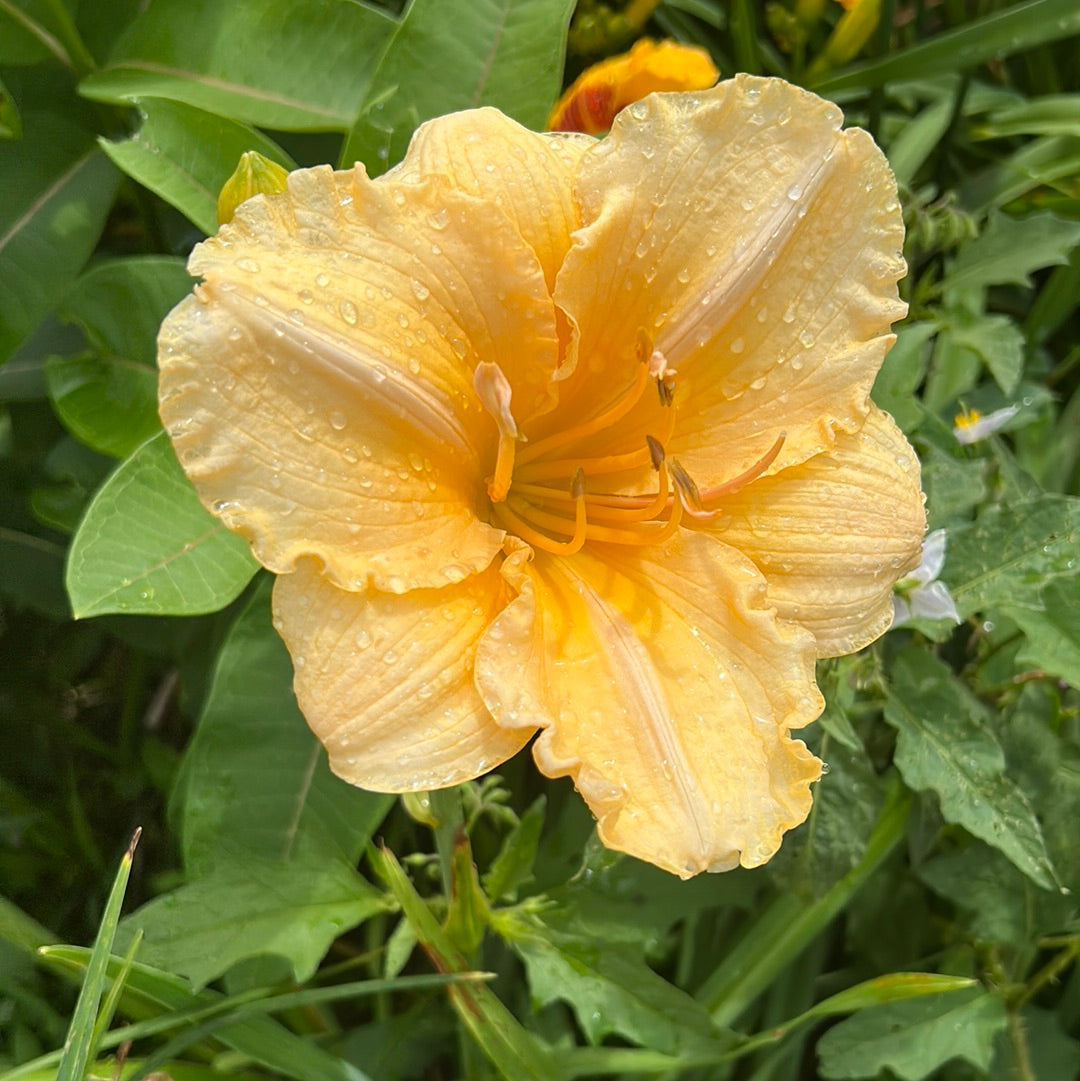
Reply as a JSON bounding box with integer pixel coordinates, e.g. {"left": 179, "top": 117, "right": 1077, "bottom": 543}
{"left": 0, "top": 0, "right": 93, "bottom": 70}
{"left": 921, "top": 444, "right": 987, "bottom": 530}
{"left": 0, "top": 72, "right": 20, "bottom": 137}
{"left": 182, "top": 579, "right": 394, "bottom": 877}
{"left": 45, "top": 351, "right": 160, "bottom": 459}
{"left": 963, "top": 135, "right": 1080, "bottom": 213}
{"left": 770, "top": 739, "right": 884, "bottom": 899}
{"left": 817, "top": 989, "right": 1007, "bottom": 1080}
{"left": 885, "top": 97, "right": 952, "bottom": 187}
{"left": 483, "top": 796, "right": 545, "bottom": 902}
{"left": 61, "top": 255, "right": 193, "bottom": 363}
{"left": 883, "top": 649, "right": 1059, "bottom": 890}
{"left": 871, "top": 321, "right": 933, "bottom": 433}
{"left": 945, "top": 211, "right": 1080, "bottom": 295}
{"left": 117, "top": 855, "right": 389, "bottom": 990}
{"left": 973, "top": 94, "right": 1080, "bottom": 140}
{"left": 341, "top": 0, "right": 574, "bottom": 172}
{"left": 80, "top": 0, "right": 397, "bottom": 131}
{"left": 1005, "top": 577, "right": 1080, "bottom": 688}
{"left": 990, "top": 1006, "right": 1080, "bottom": 1081}
{"left": 0, "top": 524, "right": 68, "bottom": 618}
{"left": 38, "top": 948, "right": 371, "bottom": 1081}
{"left": 494, "top": 909, "right": 732, "bottom": 1054}
{"left": 946, "top": 495, "right": 1080, "bottom": 618}
{"left": 45, "top": 257, "right": 193, "bottom": 457}
{"left": 812, "top": 0, "right": 1080, "bottom": 93}
{"left": 373, "top": 846, "right": 560, "bottom": 1081}
{"left": 65, "top": 431, "right": 259, "bottom": 618}
{"left": 56, "top": 831, "right": 139, "bottom": 1081}
{"left": 0, "top": 112, "right": 120, "bottom": 362}
{"left": 99, "top": 98, "right": 297, "bottom": 235}
{"left": 944, "top": 314, "right": 1024, "bottom": 397}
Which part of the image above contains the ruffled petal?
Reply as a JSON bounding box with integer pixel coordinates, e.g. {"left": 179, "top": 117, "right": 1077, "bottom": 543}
{"left": 715, "top": 406, "right": 925, "bottom": 657}
{"left": 159, "top": 164, "right": 561, "bottom": 592}
{"left": 397, "top": 108, "right": 593, "bottom": 292}
{"left": 273, "top": 558, "right": 534, "bottom": 791}
{"left": 547, "top": 75, "right": 906, "bottom": 489}
{"left": 475, "top": 533, "right": 823, "bottom": 877}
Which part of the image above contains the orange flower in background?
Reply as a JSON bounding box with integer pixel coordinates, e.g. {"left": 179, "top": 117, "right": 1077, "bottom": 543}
{"left": 158, "top": 76, "right": 924, "bottom": 877}
{"left": 547, "top": 38, "right": 718, "bottom": 133}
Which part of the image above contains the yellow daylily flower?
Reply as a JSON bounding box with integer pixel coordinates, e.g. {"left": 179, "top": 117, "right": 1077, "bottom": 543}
{"left": 158, "top": 76, "right": 925, "bottom": 878}
{"left": 547, "top": 38, "right": 718, "bottom": 133}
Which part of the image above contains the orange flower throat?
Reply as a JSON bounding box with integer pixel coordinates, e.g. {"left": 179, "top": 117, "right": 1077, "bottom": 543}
{"left": 474, "top": 333, "right": 785, "bottom": 556}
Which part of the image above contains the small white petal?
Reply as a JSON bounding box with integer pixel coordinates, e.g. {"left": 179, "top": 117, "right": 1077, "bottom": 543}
{"left": 953, "top": 404, "right": 1020, "bottom": 445}
{"left": 918, "top": 528, "right": 948, "bottom": 582}
{"left": 909, "top": 580, "right": 961, "bottom": 624}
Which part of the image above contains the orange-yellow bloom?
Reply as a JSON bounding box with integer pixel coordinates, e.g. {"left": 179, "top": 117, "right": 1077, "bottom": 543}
{"left": 158, "top": 76, "right": 924, "bottom": 878}
{"left": 547, "top": 38, "right": 718, "bottom": 133}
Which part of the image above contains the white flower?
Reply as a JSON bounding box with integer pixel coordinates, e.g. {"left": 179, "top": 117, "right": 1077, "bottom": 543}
{"left": 891, "top": 529, "right": 962, "bottom": 627}
{"left": 953, "top": 405, "right": 1020, "bottom": 445}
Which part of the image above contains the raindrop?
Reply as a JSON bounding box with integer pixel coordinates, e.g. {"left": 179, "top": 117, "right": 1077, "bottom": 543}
{"left": 786, "top": 183, "right": 802, "bottom": 201}
{"left": 340, "top": 300, "right": 358, "bottom": 325}
{"left": 411, "top": 279, "right": 430, "bottom": 301}
{"left": 798, "top": 329, "right": 815, "bottom": 348}
{"left": 329, "top": 411, "right": 347, "bottom": 430}
{"left": 729, "top": 337, "right": 745, "bottom": 354}
{"left": 315, "top": 272, "right": 331, "bottom": 288}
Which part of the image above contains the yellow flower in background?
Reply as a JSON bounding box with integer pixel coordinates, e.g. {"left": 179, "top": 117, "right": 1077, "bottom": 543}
{"left": 547, "top": 38, "right": 718, "bottom": 133}
{"left": 158, "top": 76, "right": 924, "bottom": 877}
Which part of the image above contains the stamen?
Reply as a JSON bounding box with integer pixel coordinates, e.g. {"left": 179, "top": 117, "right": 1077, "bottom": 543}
{"left": 696, "top": 432, "right": 786, "bottom": 503}
{"left": 492, "top": 468, "right": 588, "bottom": 555}
{"left": 473, "top": 361, "right": 520, "bottom": 503}
{"left": 647, "top": 346, "right": 677, "bottom": 406}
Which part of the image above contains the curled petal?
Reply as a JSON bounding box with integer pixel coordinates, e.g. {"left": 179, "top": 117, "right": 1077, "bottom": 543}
{"left": 397, "top": 108, "right": 592, "bottom": 293}
{"left": 273, "top": 559, "right": 534, "bottom": 791}
{"left": 548, "top": 75, "right": 906, "bottom": 491}
{"left": 476, "top": 533, "right": 823, "bottom": 877}
{"left": 159, "top": 165, "right": 562, "bottom": 592}
{"left": 715, "top": 406, "right": 925, "bottom": 657}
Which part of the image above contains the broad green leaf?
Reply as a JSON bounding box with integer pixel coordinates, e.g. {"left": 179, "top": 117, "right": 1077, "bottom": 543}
{"left": 38, "top": 948, "right": 371, "bottom": 1081}
{"left": 342, "top": 0, "right": 574, "bottom": 172}
{"left": 373, "top": 846, "right": 560, "bottom": 1081}
{"left": 1006, "top": 577, "right": 1080, "bottom": 688}
{"left": 919, "top": 842, "right": 1070, "bottom": 949}
{"left": 990, "top": 1006, "right": 1080, "bottom": 1081}
{"left": 871, "top": 321, "right": 933, "bottom": 433}
{"left": 45, "top": 257, "right": 192, "bottom": 457}
{"left": 80, "top": 0, "right": 397, "bottom": 131}
{"left": 117, "top": 856, "right": 390, "bottom": 990}
{"left": 973, "top": 94, "right": 1080, "bottom": 139}
{"left": 817, "top": 989, "right": 1007, "bottom": 1080}
{"left": 884, "top": 649, "right": 1058, "bottom": 890}
{"left": 945, "top": 495, "right": 1080, "bottom": 617}
{"left": 60, "top": 256, "right": 192, "bottom": 363}
{"left": 812, "top": 0, "right": 1080, "bottom": 93}
{"left": 494, "top": 909, "right": 732, "bottom": 1055}
{"left": 944, "top": 211, "right": 1080, "bottom": 295}
{"left": 65, "top": 431, "right": 259, "bottom": 618}
{"left": 99, "top": 99, "right": 296, "bottom": 235}
{"left": 921, "top": 444, "right": 987, "bottom": 530}
{"left": 56, "top": 832, "right": 139, "bottom": 1081}
{"left": 770, "top": 740, "right": 884, "bottom": 899}
{"left": 0, "top": 72, "right": 20, "bottom": 137}
{"left": 45, "top": 351, "right": 160, "bottom": 459}
{"left": 0, "top": 112, "right": 120, "bottom": 362}
{"left": 944, "top": 314, "right": 1024, "bottom": 396}
{"left": 182, "top": 579, "right": 394, "bottom": 877}
{"left": 0, "top": 524, "right": 68, "bottom": 618}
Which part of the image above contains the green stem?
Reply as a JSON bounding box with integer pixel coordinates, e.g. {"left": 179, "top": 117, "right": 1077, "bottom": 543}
{"left": 697, "top": 776, "right": 910, "bottom": 1027}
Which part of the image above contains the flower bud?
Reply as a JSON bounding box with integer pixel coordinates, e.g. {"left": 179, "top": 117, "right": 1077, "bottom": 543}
{"left": 217, "top": 151, "right": 290, "bottom": 226}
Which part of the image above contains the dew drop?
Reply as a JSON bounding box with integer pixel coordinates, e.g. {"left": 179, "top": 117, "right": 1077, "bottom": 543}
{"left": 411, "top": 279, "right": 430, "bottom": 301}
{"left": 786, "top": 183, "right": 803, "bottom": 201}
{"left": 315, "top": 272, "right": 331, "bottom": 288}
{"left": 329, "top": 410, "right": 347, "bottom": 430}
{"left": 729, "top": 337, "right": 745, "bottom": 354}
{"left": 340, "top": 300, "right": 358, "bottom": 325}
{"left": 799, "top": 329, "right": 815, "bottom": 348}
